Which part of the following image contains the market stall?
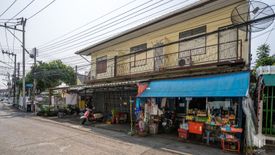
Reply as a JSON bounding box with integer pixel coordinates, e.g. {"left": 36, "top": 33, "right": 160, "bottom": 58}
{"left": 136, "top": 72, "right": 249, "bottom": 153}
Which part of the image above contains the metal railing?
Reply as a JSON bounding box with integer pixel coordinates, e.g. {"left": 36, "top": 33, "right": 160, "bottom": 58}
{"left": 89, "top": 39, "right": 242, "bottom": 80}
{"left": 116, "top": 39, "right": 242, "bottom": 76}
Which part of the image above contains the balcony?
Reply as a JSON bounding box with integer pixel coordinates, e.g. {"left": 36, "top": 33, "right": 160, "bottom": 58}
{"left": 89, "top": 39, "right": 243, "bottom": 83}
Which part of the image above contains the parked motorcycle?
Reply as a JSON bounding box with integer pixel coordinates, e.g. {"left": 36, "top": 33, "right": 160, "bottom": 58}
{"left": 80, "top": 108, "right": 104, "bottom": 125}
{"left": 160, "top": 110, "right": 175, "bottom": 133}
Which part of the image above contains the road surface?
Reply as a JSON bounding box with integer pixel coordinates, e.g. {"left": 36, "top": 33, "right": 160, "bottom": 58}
{"left": 0, "top": 102, "right": 239, "bottom": 155}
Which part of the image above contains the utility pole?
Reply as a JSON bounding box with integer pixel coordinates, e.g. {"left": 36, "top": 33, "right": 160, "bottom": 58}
{"left": 0, "top": 18, "right": 27, "bottom": 108}
{"left": 14, "top": 54, "right": 16, "bottom": 105}
{"left": 31, "top": 48, "right": 37, "bottom": 107}
{"left": 17, "top": 62, "right": 20, "bottom": 106}
{"left": 2, "top": 50, "right": 16, "bottom": 105}
{"left": 75, "top": 65, "right": 78, "bottom": 84}
{"left": 22, "top": 18, "right": 27, "bottom": 110}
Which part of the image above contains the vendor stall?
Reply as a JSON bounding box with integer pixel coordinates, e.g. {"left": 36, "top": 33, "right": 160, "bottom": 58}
{"left": 136, "top": 72, "right": 249, "bottom": 153}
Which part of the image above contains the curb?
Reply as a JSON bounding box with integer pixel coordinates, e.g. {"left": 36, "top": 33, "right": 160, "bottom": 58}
{"left": 30, "top": 116, "right": 93, "bottom": 133}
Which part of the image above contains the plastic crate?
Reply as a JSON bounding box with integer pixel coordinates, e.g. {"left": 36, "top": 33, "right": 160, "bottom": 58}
{"left": 188, "top": 121, "right": 204, "bottom": 135}
{"left": 178, "top": 128, "right": 188, "bottom": 139}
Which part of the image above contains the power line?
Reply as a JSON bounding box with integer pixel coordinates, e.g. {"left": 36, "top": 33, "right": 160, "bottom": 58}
{"left": 37, "top": 0, "right": 138, "bottom": 48}
{"left": 38, "top": 2, "right": 275, "bottom": 65}
{"left": 264, "top": 24, "right": 275, "bottom": 44}
{"left": 40, "top": 0, "right": 168, "bottom": 52}
{"left": 38, "top": 0, "right": 190, "bottom": 55}
{"left": 28, "top": 0, "right": 56, "bottom": 20}
{"left": 0, "top": 0, "right": 18, "bottom": 18}
{"left": 8, "top": 0, "right": 36, "bottom": 22}
{"left": 40, "top": 0, "right": 230, "bottom": 56}
{"left": 38, "top": 0, "right": 247, "bottom": 56}
{"left": 253, "top": 27, "right": 275, "bottom": 39}
{"left": 40, "top": 2, "right": 272, "bottom": 57}
{"left": 38, "top": 0, "right": 153, "bottom": 50}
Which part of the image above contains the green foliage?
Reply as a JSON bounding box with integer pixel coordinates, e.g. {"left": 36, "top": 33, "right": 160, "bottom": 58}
{"left": 23, "top": 60, "right": 76, "bottom": 92}
{"left": 255, "top": 44, "right": 275, "bottom": 68}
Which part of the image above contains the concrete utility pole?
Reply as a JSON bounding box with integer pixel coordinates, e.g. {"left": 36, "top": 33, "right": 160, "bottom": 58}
{"left": 31, "top": 48, "right": 37, "bottom": 106}
{"left": 13, "top": 54, "right": 16, "bottom": 105}
{"left": 1, "top": 50, "right": 16, "bottom": 105}
{"left": 1, "top": 18, "right": 28, "bottom": 109}
{"left": 75, "top": 65, "right": 78, "bottom": 84}
{"left": 17, "top": 62, "right": 20, "bottom": 106}
{"left": 22, "top": 18, "right": 27, "bottom": 110}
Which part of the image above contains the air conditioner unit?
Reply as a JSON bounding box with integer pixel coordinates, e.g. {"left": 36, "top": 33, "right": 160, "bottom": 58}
{"left": 178, "top": 58, "right": 190, "bottom": 66}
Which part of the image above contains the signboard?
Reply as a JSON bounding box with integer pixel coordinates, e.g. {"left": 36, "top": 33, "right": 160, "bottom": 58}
{"left": 26, "top": 83, "right": 33, "bottom": 88}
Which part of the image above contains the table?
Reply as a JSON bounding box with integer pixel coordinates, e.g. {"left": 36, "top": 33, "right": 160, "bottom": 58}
{"left": 220, "top": 128, "right": 242, "bottom": 153}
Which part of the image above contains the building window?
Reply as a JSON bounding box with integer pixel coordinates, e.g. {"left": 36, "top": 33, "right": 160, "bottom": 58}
{"left": 130, "top": 43, "right": 147, "bottom": 67}
{"left": 179, "top": 26, "right": 206, "bottom": 39}
{"left": 178, "top": 26, "right": 206, "bottom": 65}
{"left": 96, "top": 56, "right": 107, "bottom": 74}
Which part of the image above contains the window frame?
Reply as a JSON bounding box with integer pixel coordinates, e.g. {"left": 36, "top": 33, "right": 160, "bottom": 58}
{"left": 130, "top": 43, "right": 147, "bottom": 68}
{"left": 178, "top": 26, "right": 207, "bottom": 59}
{"left": 96, "top": 56, "right": 107, "bottom": 74}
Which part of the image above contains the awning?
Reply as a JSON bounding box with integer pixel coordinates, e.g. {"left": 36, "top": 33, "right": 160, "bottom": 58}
{"left": 263, "top": 74, "right": 275, "bottom": 86}
{"left": 139, "top": 72, "right": 250, "bottom": 97}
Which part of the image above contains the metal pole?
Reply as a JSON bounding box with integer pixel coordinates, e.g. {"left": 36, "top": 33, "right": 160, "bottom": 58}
{"left": 32, "top": 48, "right": 37, "bottom": 111}
{"left": 17, "top": 62, "right": 20, "bottom": 106}
{"left": 75, "top": 65, "right": 78, "bottom": 84}
{"left": 22, "top": 18, "right": 26, "bottom": 110}
{"left": 13, "top": 54, "right": 16, "bottom": 105}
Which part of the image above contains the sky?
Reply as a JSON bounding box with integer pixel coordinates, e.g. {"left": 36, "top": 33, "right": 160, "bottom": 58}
{"left": 0, "top": 0, "right": 275, "bottom": 88}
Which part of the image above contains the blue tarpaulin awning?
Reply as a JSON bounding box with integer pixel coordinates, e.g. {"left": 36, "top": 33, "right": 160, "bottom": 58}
{"left": 139, "top": 72, "right": 249, "bottom": 97}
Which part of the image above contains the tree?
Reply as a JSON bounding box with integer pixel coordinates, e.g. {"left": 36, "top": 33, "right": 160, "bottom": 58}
{"left": 22, "top": 60, "right": 76, "bottom": 93}
{"left": 255, "top": 44, "right": 275, "bottom": 68}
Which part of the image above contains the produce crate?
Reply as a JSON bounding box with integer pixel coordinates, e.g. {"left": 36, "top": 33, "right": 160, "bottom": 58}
{"left": 178, "top": 128, "right": 188, "bottom": 139}
{"left": 188, "top": 121, "right": 204, "bottom": 135}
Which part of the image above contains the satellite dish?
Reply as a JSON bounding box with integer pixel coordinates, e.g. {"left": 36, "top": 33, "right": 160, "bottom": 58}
{"left": 231, "top": 1, "right": 274, "bottom": 32}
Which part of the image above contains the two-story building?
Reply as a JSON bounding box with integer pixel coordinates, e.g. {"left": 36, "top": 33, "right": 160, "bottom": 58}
{"left": 76, "top": 0, "right": 250, "bottom": 148}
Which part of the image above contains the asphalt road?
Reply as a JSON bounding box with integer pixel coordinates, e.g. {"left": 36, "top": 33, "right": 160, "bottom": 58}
{"left": 0, "top": 102, "right": 242, "bottom": 155}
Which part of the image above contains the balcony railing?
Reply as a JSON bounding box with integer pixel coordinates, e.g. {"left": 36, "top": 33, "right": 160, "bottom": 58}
{"left": 91, "top": 39, "right": 242, "bottom": 81}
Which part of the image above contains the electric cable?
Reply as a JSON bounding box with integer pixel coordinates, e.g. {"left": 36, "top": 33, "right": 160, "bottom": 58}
{"left": 0, "top": 0, "right": 18, "bottom": 18}
{"left": 38, "top": 0, "right": 193, "bottom": 56}
{"left": 38, "top": 0, "right": 156, "bottom": 50}
{"left": 7, "top": 0, "right": 36, "bottom": 22}
{"left": 28, "top": 0, "right": 56, "bottom": 20}
{"left": 39, "top": 4, "right": 275, "bottom": 57}
{"left": 38, "top": 0, "right": 244, "bottom": 56}
{"left": 37, "top": 0, "right": 138, "bottom": 48}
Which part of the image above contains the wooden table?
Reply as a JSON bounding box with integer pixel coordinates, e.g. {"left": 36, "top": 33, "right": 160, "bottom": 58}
{"left": 220, "top": 128, "right": 242, "bottom": 153}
